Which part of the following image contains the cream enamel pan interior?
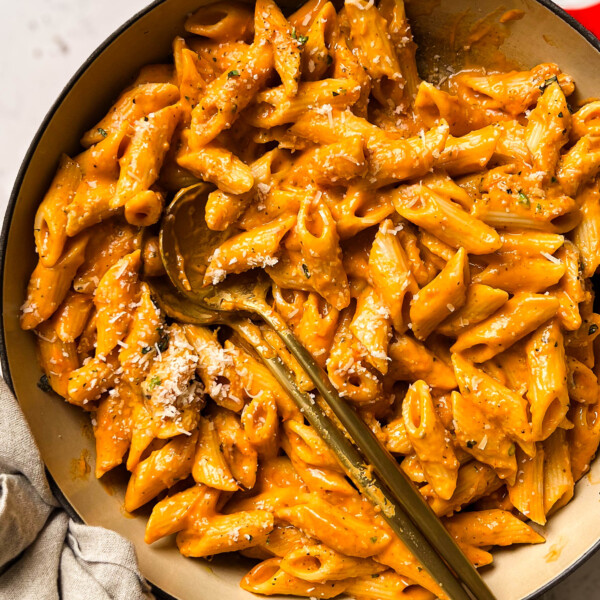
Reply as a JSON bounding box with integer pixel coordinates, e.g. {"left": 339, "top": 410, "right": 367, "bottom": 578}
{"left": 1, "top": 1, "right": 600, "bottom": 598}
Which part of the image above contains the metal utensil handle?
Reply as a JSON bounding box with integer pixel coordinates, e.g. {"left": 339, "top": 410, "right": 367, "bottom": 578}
{"left": 260, "top": 312, "right": 496, "bottom": 600}
{"left": 232, "top": 319, "right": 473, "bottom": 600}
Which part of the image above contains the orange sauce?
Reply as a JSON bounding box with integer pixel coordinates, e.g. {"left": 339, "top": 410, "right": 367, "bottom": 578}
{"left": 500, "top": 9, "right": 525, "bottom": 24}
{"left": 544, "top": 537, "right": 567, "bottom": 563}
{"left": 70, "top": 449, "right": 91, "bottom": 480}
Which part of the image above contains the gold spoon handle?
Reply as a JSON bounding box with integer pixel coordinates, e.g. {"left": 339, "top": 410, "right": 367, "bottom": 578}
{"left": 231, "top": 318, "right": 474, "bottom": 600}
{"left": 258, "top": 310, "right": 496, "bottom": 600}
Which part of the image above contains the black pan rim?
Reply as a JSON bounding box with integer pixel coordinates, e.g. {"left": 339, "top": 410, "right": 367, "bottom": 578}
{"left": 0, "top": 1, "right": 599, "bottom": 599}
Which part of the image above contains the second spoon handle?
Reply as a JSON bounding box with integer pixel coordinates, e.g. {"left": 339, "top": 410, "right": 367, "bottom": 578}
{"left": 259, "top": 310, "right": 495, "bottom": 600}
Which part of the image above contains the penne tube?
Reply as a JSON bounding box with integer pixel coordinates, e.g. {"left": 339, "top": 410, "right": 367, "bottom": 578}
{"left": 53, "top": 291, "right": 94, "bottom": 343}
{"left": 178, "top": 510, "right": 274, "bottom": 557}
{"left": 507, "top": 445, "right": 546, "bottom": 525}
{"left": 113, "top": 104, "right": 181, "bottom": 208}
{"left": 214, "top": 406, "right": 258, "bottom": 490}
{"left": 277, "top": 494, "right": 391, "bottom": 558}
{"left": 452, "top": 354, "right": 533, "bottom": 450}
{"left": 189, "top": 41, "right": 274, "bottom": 149}
{"left": 94, "top": 380, "right": 134, "bottom": 478}
{"left": 409, "top": 247, "right": 469, "bottom": 340}
{"left": 402, "top": 381, "right": 459, "bottom": 500}
{"left": 289, "top": 110, "right": 449, "bottom": 184}
{"left": 296, "top": 195, "right": 350, "bottom": 310}
{"left": 567, "top": 356, "right": 599, "bottom": 405}
{"left": 392, "top": 182, "right": 501, "bottom": 255}
{"left": 124, "top": 189, "right": 164, "bottom": 227}
{"left": 383, "top": 417, "right": 412, "bottom": 455}
{"left": 80, "top": 82, "right": 179, "bottom": 147}
{"left": 452, "top": 391, "right": 517, "bottom": 484}
{"left": 543, "top": 428, "right": 574, "bottom": 515}
{"left": 242, "top": 391, "right": 280, "bottom": 458}
{"left": 240, "top": 557, "right": 348, "bottom": 598}
{"left": 525, "top": 80, "right": 570, "bottom": 176}
{"left": 326, "top": 308, "right": 384, "bottom": 405}
{"left": 350, "top": 287, "right": 391, "bottom": 374}
{"left": 94, "top": 250, "right": 141, "bottom": 358}
{"left": 375, "top": 538, "right": 447, "bottom": 600}
{"left": 435, "top": 126, "right": 500, "bottom": 176}
{"left": 192, "top": 416, "right": 239, "bottom": 491}
{"left": 184, "top": 1, "right": 254, "bottom": 42}
{"left": 281, "top": 543, "right": 386, "bottom": 582}
{"left": 344, "top": 0, "right": 401, "bottom": 82}
{"left": 73, "top": 220, "right": 140, "bottom": 294}
{"left": 451, "top": 292, "right": 560, "bottom": 363}
{"left": 557, "top": 134, "right": 600, "bottom": 197}
{"left": 126, "top": 400, "right": 155, "bottom": 472}
{"left": 36, "top": 320, "right": 79, "bottom": 399}
{"left": 473, "top": 255, "right": 565, "bottom": 294}
{"left": 177, "top": 140, "right": 254, "bottom": 195}
{"left": 21, "top": 233, "right": 89, "bottom": 330}
{"left": 453, "top": 63, "right": 571, "bottom": 116}
{"left": 67, "top": 351, "right": 120, "bottom": 407}
{"left": 283, "top": 420, "right": 340, "bottom": 471}
{"left": 124, "top": 431, "right": 198, "bottom": 512}
{"left": 369, "top": 219, "right": 419, "bottom": 333}
{"left": 572, "top": 100, "right": 600, "bottom": 140}
{"left": 34, "top": 154, "right": 82, "bottom": 267}
{"left": 526, "top": 320, "right": 569, "bottom": 441}
{"left": 572, "top": 181, "right": 600, "bottom": 278}
{"left": 255, "top": 0, "right": 300, "bottom": 95}
{"left": 422, "top": 461, "right": 502, "bottom": 518}
{"left": 498, "top": 230, "right": 564, "bottom": 255}
{"left": 345, "top": 570, "right": 435, "bottom": 600}
{"left": 437, "top": 284, "right": 508, "bottom": 338}
{"left": 568, "top": 397, "right": 600, "bottom": 481}
{"left": 443, "top": 509, "right": 544, "bottom": 567}
{"left": 204, "top": 214, "right": 296, "bottom": 285}
{"left": 388, "top": 334, "right": 456, "bottom": 390}
{"left": 145, "top": 484, "right": 212, "bottom": 544}
{"left": 245, "top": 79, "right": 359, "bottom": 128}
{"left": 119, "top": 282, "right": 164, "bottom": 386}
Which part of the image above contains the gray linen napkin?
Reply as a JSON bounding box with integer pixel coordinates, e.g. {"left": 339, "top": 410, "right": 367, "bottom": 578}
{"left": 0, "top": 378, "right": 154, "bottom": 600}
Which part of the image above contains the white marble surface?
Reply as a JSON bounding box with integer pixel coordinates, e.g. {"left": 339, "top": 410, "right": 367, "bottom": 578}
{"left": 0, "top": 1, "right": 599, "bottom": 599}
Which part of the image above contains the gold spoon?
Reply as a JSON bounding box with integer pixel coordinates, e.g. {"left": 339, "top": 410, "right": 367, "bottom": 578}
{"left": 157, "top": 183, "right": 496, "bottom": 600}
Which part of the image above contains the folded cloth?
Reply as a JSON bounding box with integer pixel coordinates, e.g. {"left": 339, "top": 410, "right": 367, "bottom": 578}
{"left": 0, "top": 378, "right": 153, "bottom": 600}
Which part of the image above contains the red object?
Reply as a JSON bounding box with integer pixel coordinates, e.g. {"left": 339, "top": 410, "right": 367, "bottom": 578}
{"left": 560, "top": 2, "right": 600, "bottom": 39}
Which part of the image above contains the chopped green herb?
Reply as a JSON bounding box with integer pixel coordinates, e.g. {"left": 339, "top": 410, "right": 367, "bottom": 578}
{"left": 326, "top": 54, "right": 333, "bottom": 65}
{"left": 141, "top": 346, "right": 152, "bottom": 355}
{"left": 371, "top": 574, "right": 380, "bottom": 578}
{"left": 157, "top": 332, "right": 169, "bottom": 353}
{"left": 466, "top": 440, "right": 477, "bottom": 449}
{"left": 508, "top": 444, "right": 516, "bottom": 456}
{"left": 37, "top": 375, "right": 52, "bottom": 394}
{"left": 558, "top": 111, "right": 563, "bottom": 118}
{"left": 291, "top": 28, "right": 309, "bottom": 45}
{"left": 147, "top": 375, "right": 162, "bottom": 391}
{"left": 539, "top": 75, "right": 558, "bottom": 93}
{"left": 97, "top": 127, "right": 108, "bottom": 138}
{"left": 551, "top": 176, "right": 557, "bottom": 183}
{"left": 536, "top": 203, "right": 542, "bottom": 213}
{"left": 302, "top": 264, "right": 311, "bottom": 279}
{"left": 227, "top": 69, "right": 240, "bottom": 78}
{"left": 370, "top": 536, "right": 378, "bottom": 543}
{"left": 518, "top": 190, "right": 530, "bottom": 207}
{"left": 589, "top": 324, "right": 598, "bottom": 335}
